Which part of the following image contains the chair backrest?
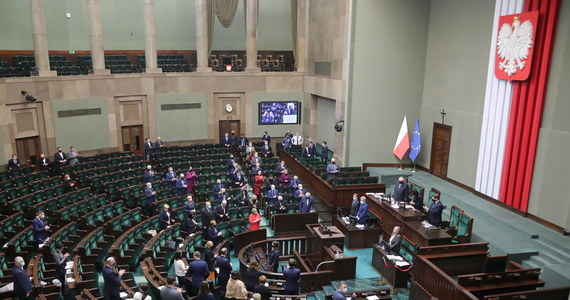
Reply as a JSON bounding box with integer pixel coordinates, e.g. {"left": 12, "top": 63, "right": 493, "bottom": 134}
{"left": 457, "top": 212, "right": 473, "bottom": 237}
{"left": 449, "top": 205, "right": 462, "bottom": 228}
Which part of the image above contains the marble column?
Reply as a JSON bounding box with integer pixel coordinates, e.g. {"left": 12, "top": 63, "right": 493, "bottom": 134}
{"left": 195, "top": 0, "right": 211, "bottom": 72}
{"left": 87, "top": 0, "right": 110, "bottom": 75}
{"left": 296, "top": 0, "right": 308, "bottom": 72}
{"left": 29, "top": 0, "right": 56, "bottom": 76}
{"left": 245, "top": 0, "right": 260, "bottom": 72}
{"left": 143, "top": 0, "right": 161, "bottom": 73}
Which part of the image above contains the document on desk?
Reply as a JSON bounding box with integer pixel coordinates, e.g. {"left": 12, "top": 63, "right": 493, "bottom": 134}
{"left": 395, "top": 261, "right": 410, "bottom": 267}
{"left": 355, "top": 224, "right": 365, "bottom": 229}
{"left": 366, "top": 296, "right": 379, "bottom": 300}
{"left": 386, "top": 255, "right": 404, "bottom": 261}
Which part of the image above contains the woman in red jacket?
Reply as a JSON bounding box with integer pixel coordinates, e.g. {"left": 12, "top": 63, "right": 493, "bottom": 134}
{"left": 249, "top": 208, "right": 262, "bottom": 231}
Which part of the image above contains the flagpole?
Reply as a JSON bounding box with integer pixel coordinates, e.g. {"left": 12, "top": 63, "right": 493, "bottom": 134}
{"left": 412, "top": 162, "right": 418, "bottom": 172}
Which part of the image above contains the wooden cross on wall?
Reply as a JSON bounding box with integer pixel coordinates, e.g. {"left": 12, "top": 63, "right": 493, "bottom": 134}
{"left": 441, "top": 109, "right": 447, "bottom": 124}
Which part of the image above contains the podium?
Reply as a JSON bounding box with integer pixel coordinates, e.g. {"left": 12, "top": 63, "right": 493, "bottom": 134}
{"left": 306, "top": 224, "right": 345, "bottom": 254}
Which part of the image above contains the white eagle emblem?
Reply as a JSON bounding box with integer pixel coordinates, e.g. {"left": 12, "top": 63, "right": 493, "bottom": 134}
{"left": 497, "top": 16, "right": 534, "bottom": 77}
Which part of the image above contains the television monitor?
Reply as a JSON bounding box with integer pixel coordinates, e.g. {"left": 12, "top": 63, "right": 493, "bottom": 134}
{"left": 258, "top": 101, "right": 301, "bottom": 125}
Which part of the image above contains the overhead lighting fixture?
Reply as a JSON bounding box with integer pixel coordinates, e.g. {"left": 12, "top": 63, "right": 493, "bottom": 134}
{"left": 21, "top": 90, "right": 36, "bottom": 102}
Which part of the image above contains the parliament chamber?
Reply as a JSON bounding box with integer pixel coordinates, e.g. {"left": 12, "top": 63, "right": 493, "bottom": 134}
{"left": 2, "top": 0, "right": 570, "bottom": 299}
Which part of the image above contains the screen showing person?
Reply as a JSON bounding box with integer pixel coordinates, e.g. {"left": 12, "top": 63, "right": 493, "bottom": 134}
{"left": 259, "top": 101, "right": 301, "bottom": 125}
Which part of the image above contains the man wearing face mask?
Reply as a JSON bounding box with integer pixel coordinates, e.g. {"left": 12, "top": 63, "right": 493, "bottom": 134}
{"left": 32, "top": 210, "right": 50, "bottom": 247}
{"left": 393, "top": 177, "right": 409, "bottom": 202}
{"left": 103, "top": 257, "right": 126, "bottom": 300}
{"left": 54, "top": 147, "right": 67, "bottom": 168}
{"left": 332, "top": 281, "right": 357, "bottom": 300}
{"left": 356, "top": 197, "right": 368, "bottom": 225}
{"left": 12, "top": 256, "right": 32, "bottom": 300}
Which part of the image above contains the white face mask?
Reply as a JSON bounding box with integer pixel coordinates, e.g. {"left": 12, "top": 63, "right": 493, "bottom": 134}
{"left": 341, "top": 288, "right": 348, "bottom": 293}
{"left": 21, "top": 262, "right": 25, "bottom": 268}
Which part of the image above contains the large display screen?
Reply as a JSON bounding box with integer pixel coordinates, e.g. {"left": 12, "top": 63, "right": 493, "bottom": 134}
{"left": 258, "top": 101, "right": 301, "bottom": 125}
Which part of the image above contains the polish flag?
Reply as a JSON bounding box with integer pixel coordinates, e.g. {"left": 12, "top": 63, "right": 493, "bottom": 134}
{"left": 393, "top": 116, "right": 410, "bottom": 160}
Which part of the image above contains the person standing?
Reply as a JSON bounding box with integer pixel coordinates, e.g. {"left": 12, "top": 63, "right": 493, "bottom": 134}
{"left": 165, "top": 167, "right": 177, "bottom": 188}
{"left": 216, "top": 248, "right": 232, "bottom": 288}
{"left": 174, "top": 252, "right": 189, "bottom": 291}
{"left": 154, "top": 137, "right": 165, "bottom": 149}
{"left": 261, "top": 140, "right": 272, "bottom": 158}
{"left": 32, "top": 210, "right": 49, "bottom": 247}
{"left": 143, "top": 182, "right": 156, "bottom": 216}
{"left": 299, "top": 192, "right": 314, "bottom": 213}
{"left": 12, "top": 256, "right": 32, "bottom": 300}
{"left": 186, "top": 251, "right": 210, "bottom": 296}
{"left": 253, "top": 171, "right": 265, "bottom": 197}
{"left": 53, "top": 242, "right": 70, "bottom": 294}
{"left": 261, "top": 131, "right": 271, "bottom": 145}
{"left": 349, "top": 193, "right": 360, "bottom": 224}
{"left": 283, "top": 259, "right": 301, "bottom": 295}
{"left": 291, "top": 132, "right": 304, "bottom": 148}
{"left": 176, "top": 173, "right": 188, "bottom": 196}
{"left": 226, "top": 271, "right": 248, "bottom": 299}
{"left": 8, "top": 154, "right": 21, "bottom": 170}
{"left": 238, "top": 133, "right": 249, "bottom": 148}
{"left": 68, "top": 146, "right": 80, "bottom": 165}
{"left": 327, "top": 158, "right": 340, "bottom": 179}
{"left": 203, "top": 241, "right": 216, "bottom": 282}
{"left": 160, "top": 275, "right": 185, "bottom": 300}
{"left": 244, "top": 262, "right": 262, "bottom": 291}
{"left": 268, "top": 241, "right": 280, "bottom": 272}
{"left": 321, "top": 142, "right": 329, "bottom": 163}
{"left": 249, "top": 208, "right": 262, "bottom": 231}
{"left": 144, "top": 165, "right": 156, "bottom": 182}
{"left": 54, "top": 147, "right": 67, "bottom": 168}
{"left": 424, "top": 194, "right": 444, "bottom": 227}
{"left": 381, "top": 226, "right": 402, "bottom": 254}
{"left": 144, "top": 138, "right": 154, "bottom": 161}
{"left": 393, "top": 177, "right": 409, "bottom": 202}
{"left": 254, "top": 276, "right": 272, "bottom": 300}
{"left": 37, "top": 154, "right": 50, "bottom": 171}
{"left": 159, "top": 204, "right": 173, "bottom": 230}
{"left": 356, "top": 197, "right": 368, "bottom": 225}
{"left": 102, "top": 257, "right": 126, "bottom": 300}
{"left": 409, "top": 189, "right": 424, "bottom": 211}
{"left": 186, "top": 166, "right": 198, "bottom": 193}
{"left": 197, "top": 281, "right": 215, "bottom": 300}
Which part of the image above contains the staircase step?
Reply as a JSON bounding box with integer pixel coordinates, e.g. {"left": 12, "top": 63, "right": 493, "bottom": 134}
{"left": 314, "top": 290, "right": 326, "bottom": 300}
{"left": 322, "top": 285, "right": 336, "bottom": 294}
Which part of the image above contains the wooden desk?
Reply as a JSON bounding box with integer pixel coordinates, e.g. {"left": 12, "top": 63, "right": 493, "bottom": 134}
{"left": 273, "top": 212, "right": 318, "bottom": 237}
{"left": 306, "top": 224, "right": 345, "bottom": 253}
{"left": 332, "top": 216, "right": 381, "bottom": 249}
{"left": 368, "top": 198, "right": 452, "bottom": 246}
{"left": 372, "top": 247, "right": 410, "bottom": 290}
{"left": 279, "top": 150, "right": 386, "bottom": 209}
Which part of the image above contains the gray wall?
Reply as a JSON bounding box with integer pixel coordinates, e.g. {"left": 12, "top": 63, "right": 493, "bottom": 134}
{"left": 527, "top": 0, "right": 570, "bottom": 229}
{"left": 417, "top": 0, "right": 495, "bottom": 187}
{"left": 252, "top": 92, "right": 304, "bottom": 138}
{"left": 346, "top": 0, "right": 431, "bottom": 166}
{"left": 0, "top": 0, "right": 291, "bottom": 51}
{"left": 51, "top": 97, "right": 111, "bottom": 151}
{"left": 154, "top": 93, "right": 208, "bottom": 142}
{"left": 316, "top": 96, "right": 336, "bottom": 151}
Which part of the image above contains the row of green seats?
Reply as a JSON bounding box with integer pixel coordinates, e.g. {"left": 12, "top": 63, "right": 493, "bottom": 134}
{"left": 0, "top": 212, "right": 26, "bottom": 246}
{"left": 81, "top": 201, "right": 124, "bottom": 228}
{"left": 55, "top": 194, "right": 107, "bottom": 224}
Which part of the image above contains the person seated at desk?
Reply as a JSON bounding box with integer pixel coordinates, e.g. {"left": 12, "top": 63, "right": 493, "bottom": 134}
{"left": 423, "top": 193, "right": 443, "bottom": 227}
{"left": 409, "top": 189, "right": 423, "bottom": 211}
{"left": 380, "top": 226, "right": 402, "bottom": 255}
{"left": 332, "top": 281, "right": 357, "bottom": 300}
{"left": 268, "top": 241, "right": 280, "bottom": 272}
{"left": 283, "top": 258, "right": 301, "bottom": 295}
{"left": 356, "top": 196, "right": 368, "bottom": 225}
{"left": 327, "top": 158, "right": 340, "bottom": 179}
{"left": 254, "top": 275, "right": 272, "bottom": 300}
{"left": 63, "top": 174, "right": 77, "bottom": 193}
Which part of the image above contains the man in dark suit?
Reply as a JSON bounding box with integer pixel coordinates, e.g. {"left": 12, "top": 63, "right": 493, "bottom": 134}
{"left": 215, "top": 188, "right": 230, "bottom": 202}
{"left": 226, "top": 154, "right": 236, "bottom": 172}
{"left": 275, "top": 160, "right": 287, "bottom": 174}
{"left": 206, "top": 221, "right": 222, "bottom": 246}
{"left": 12, "top": 256, "right": 32, "bottom": 300}
{"left": 54, "top": 147, "right": 67, "bottom": 168}
{"left": 175, "top": 173, "right": 187, "bottom": 196}
{"left": 8, "top": 154, "right": 21, "bottom": 171}
{"left": 36, "top": 153, "right": 50, "bottom": 171}
{"left": 215, "top": 200, "right": 230, "bottom": 222}
{"left": 144, "top": 165, "right": 156, "bottom": 182}
{"left": 393, "top": 177, "right": 409, "bottom": 202}
{"left": 165, "top": 167, "right": 177, "bottom": 188}
{"left": 272, "top": 196, "right": 287, "bottom": 214}
{"left": 294, "top": 184, "right": 306, "bottom": 203}
{"left": 299, "top": 192, "right": 314, "bottom": 213}
{"left": 143, "top": 182, "right": 156, "bottom": 216}
{"left": 356, "top": 197, "right": 368, "bottom": 225}
{"left": 308, "top": 138, "right": 316, "bottom": 156}
{"left": 230, "top": 167, "right": 245, "bottom": 188}
{"left": 283, "top": 258, "right": 301, "bottom": 295}
{"left": 381, "top": 226, "right": 402, "bottom": 255}
{"left": 32, "top": 210, "right": 49, "bottom": 247}
{"left": 186, "top": 251, "right": 210, "bottom": 296}
{"left": 201, "top": 201, "right": 216, "bottom": 228}
{"left": 159, "top": 204, "right": 173, "bottom": 231}
{"left": 261, "top": 131, "right": 271, "bottom": 145}
{"left": 229, "top": 130, "right": 238, "bottom": 152}
{"left": 332, "top": 281, "right": 356, "bottom": 300}
{"left": 289, "top": 175, "right": 301, "bottom": 195}
{"left": 266, "top": 185, "right": 279, "bottom": 206}
{"left": 216, "top": 248, "right": 232, "bottom": 288}
{"left": 154, "top": 137, "right": 165, "bottom": 149}
{"left": 424, "top": 194, "right": 443, "bottom": 227}
{"left": 238, "top": 133, "right": 249, "bottom": 148}
{"left": 251, "top": 152, "right": 262, "bottom": 165}
{"left": 103, "top": 257, "right": 126, "bottom": 300}
{"left": 321, "top": 141, "right": 329, "bottom": 163}
{"left": 160, "top": 275, "right": 184, "bottom": 300}
{"left": 184, "top": 195, "right": 196, "bottom": 215}
{"left": 326, "top": 158, "right": 340, "bottom": 179}
{"left": 302, "top": 144, "right": 311, "bottom": 158}
{"left": 349, "top": 193, "right": 360, "bottom": 224}
{"left": 261, "top": 140, "right": 272, "bottom": 158}
{"left": 143, "top": 138, "right": 154, "bottom": 160}
{"left": 254, "top": 275, "right": 273, "bottom": 300}
{"left": 212, "top": 179, "right": 224, "bottom": 195}
{"left": 221, "top": 132, "right": 231, "bottom": 149}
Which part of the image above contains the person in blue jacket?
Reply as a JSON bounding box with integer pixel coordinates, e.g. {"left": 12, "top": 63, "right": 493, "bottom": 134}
{"left": 12, "top": 256, "right": 32, "bottom": 300}
{"left": 186, "top": 251, "right": 210, "bottom": 296}
{"left": 356, "top": 196, "right": 368, "bottom": 225}
{"left": 283, "top": 258, "right": 301, "bottom": 295}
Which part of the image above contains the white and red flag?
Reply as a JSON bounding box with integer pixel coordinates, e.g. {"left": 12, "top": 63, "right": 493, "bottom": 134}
{"left": 393, "top": 116, "right": 410, "bottom": 160}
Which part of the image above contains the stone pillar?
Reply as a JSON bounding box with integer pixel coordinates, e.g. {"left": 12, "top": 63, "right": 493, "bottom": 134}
{"left": 143, "top": 0, "right": 161, "bottom": 73}
{"left": 245, "top": 0, "right": 260, "bottom": 72}
{"left": 30, "top": 0, "right": 56, "bottom": 77}
{"left": 195, "top": 0, "right": 211, "bottom": 72}
{"left": 87, "top": 0, "right": 110, "bottom": 75}
{"left": 296, "top": 0, "right": 308, "bottom": 72}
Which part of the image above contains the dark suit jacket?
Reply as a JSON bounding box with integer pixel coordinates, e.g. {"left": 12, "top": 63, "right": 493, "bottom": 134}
{"left": 261, "top": 144, "right": 272, "bottom": 156}
{"left": 54, "top": 152, "right": 67, "bottom": 166}
{"left": 321, "top": 146, "right": 329, "bottom": 162}
{"left": 302, "top": 147, "right": 311, "bottom": 157}
{"left": 165, "top": 171, "right": 177, "bottom": 188}
{"left": 268, "top": 250, "right": 280, "bottom": 272}
{"left": 186, "top": 259, "right": 210, "bottom": 290}
{"left": 427, "top": 201, "right": 444, "bottom": 227}
{"left": 184, "top": 202, "right": 195, "bottom": 214}
{"left": 245, "top": 268, "right": 262, "bottom": 291}
{"left": 204, "top": 248, "right": 215, "bottom": 271}
{"left": 238, "top": 137, "right": 249, "bottom": 147}
{"left": 386, "top": 233, "right": 402, "bottom": 254}
{"left": 332, "top": 290, "right": 345, "bottom": 300}
{"left": 37, "top": 157, "right": 50, "bottom": 170}
{"left": 144, "top": 187, "right": 155, "bottom": 205}
{"left": 201, "top": 207, "right": 215, "bottom": 227}
{"left": 102, "top": 265, "right": 122, "bottom": 299}
{"left": 410, "top": 195, "right": 424, "bottom": 211}
{"left": 393, "top": 182, "right": 410, "bottom": 202}
{"left": 261, "top": 135, "right": 271, "bottom": 144}
{"left": 254, "top": 284, "right": 273, "bottom": 300}
{"left": 230, "top": 172, "right": 244, "bottom": 185}
{"left": 32, "top": 217, "right": 48, "bottom": 244}
{"left": 356, "top": 202, "right": 368, "bottom": 225}
{"left": 213, "top": 183, "right": 224, "bottom": 195}
{"left": 144, "top": 169, "right": 156, "bottom": 182}
{"left": 159, "top": 210, "right": 171, "bottom": 230}
{"left": 12, "top": 266, "right": 32, "bottom": 297}
{"left": 299, "top": 196, "right": 314, "bottom": 213}
{"left": 216, "top": 255, "right": 232, "bottom": 287}
{"left": 349, "top": 199, "right": 360, "bottom": 217}
{"left": 220, "top": 136, "right": 230, "bottom": 146}
{"left": 283, "top": 267, "right": 301, "bottom": 294}
{"left": 215, "top": 204, "right": 229, "bottom": 221}
{"left": 144, "top": 141, "right": 154, "bottom": 153}
{"left": 206, "top": 226, "right": 219, "bottom": 244}
{"left": 8, "top": 158, "right": 20, "bottom": 170}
